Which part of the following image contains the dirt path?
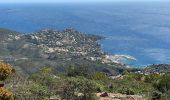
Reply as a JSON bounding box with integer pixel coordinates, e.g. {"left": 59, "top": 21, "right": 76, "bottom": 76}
{"left": 96, "top": 93, "right": 143, "bottom": 100}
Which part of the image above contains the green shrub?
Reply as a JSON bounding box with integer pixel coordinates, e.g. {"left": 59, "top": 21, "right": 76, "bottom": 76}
{"left": 30, "top": 83, "right": 49, "bottom": 99}
{"left": 66, "top": 66, "right": 89, "bottom": 77}
{"left": 61, "top": 77, "right": 97, "bottom": 100}
{"left": 154, "top": 75, "right": 170, "bottom": 93}
{"left": 118, "top": 87, "right": 135, "bottom": 95}
{"left": 90, "top": 72, "right": 108, "bottom": 81}
{"left": 151, "top": 91, "right": 162, "bottom": 100}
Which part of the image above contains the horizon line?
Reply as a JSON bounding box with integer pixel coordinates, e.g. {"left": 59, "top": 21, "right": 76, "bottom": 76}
{"left": 0, "top": 1, "right": 170, "bottom": 4}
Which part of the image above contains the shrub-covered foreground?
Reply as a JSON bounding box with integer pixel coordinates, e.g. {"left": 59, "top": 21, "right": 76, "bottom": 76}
{"left": 0, "top": 62, "right": 14, "bottom": 100}
{"left": 2, "top": 64, "right": 170, "bottom": 100}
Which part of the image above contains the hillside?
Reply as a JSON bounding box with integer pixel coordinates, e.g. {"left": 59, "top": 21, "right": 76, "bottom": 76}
{"left": 143, "top": 64, "right": 170, "bottom": 73}
{"left": 0, "top": 28, "right": 128, "bottom": 75}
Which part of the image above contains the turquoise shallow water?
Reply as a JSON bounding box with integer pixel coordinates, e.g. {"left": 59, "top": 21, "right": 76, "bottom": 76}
{"left": 1, "top": 2, "right": 170, "bottom": 67}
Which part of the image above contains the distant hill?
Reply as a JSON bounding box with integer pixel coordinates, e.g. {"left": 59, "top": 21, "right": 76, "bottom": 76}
{"left": 143, "top": 64, "right": 170, "bottom": 73}
{"left": 0, "top": 28, "right": 128, "bottom": 75}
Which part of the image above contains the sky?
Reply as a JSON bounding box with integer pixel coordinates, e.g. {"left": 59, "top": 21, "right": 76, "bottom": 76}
{"left": 0, "top": 0, "right": 169, "bottom": 3}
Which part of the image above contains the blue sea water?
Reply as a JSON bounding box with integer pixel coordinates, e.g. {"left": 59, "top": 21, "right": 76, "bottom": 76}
{"left": 1, "top": 2, "right": 170, "bottom": 67}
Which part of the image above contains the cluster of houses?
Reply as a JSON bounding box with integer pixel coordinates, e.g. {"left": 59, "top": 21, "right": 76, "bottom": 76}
{"left": 28, "top": 28, "right": 102, "bottom": 59}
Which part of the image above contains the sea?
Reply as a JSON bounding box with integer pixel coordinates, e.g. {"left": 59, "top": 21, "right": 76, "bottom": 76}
{"left": 0, "top": 2, "right": 170, "bottom": 67}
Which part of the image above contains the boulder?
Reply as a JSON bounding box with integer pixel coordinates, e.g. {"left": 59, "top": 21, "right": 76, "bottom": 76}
{"left": 100, "top": 92, "right": 109, "bottom": 97}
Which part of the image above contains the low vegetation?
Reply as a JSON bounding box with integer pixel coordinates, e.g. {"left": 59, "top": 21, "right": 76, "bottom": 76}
{"left": 0, "top": 62, "right": 168, "bottom": 100}
{"left": 0, "top": 62, "right": 14, "bottom": 100}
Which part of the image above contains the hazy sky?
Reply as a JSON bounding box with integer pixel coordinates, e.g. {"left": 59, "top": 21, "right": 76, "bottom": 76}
{"left": 0, "top": 0, "right": 168, "bottom": 3}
